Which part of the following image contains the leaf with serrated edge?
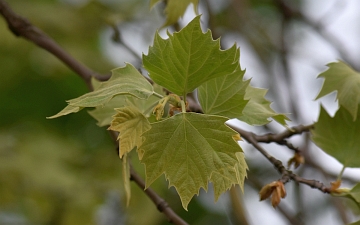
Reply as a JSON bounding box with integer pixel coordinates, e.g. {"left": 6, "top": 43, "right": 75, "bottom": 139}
{"left": 316, "top": 61, "right": 360, "bottom": 121}
{"left": 150, "top": 0, "right": 199, "bottom": 27}
{"left": 198, "top": 60, "right": 250, "bottom": 118}
{"left": 311, "top": 105, "right": 360, "bottom": 168}
{"left": 210, "top": 152, "right": 247, "bottom": 201}
{"left": 140, "top": 112, "right": 244, "bottom": 210}
{"left": 89, "top": 84, "right": 164, "bottom": 127}
{"left": 238, "top": 85, "right": 289, "bottom": 126}
{"left": 109, "top": 106, "right": 151, "bottom": 158}
{"left": 68, "top": 63, "right": 154, "bottom": 107}
{"left": 143, "top": 16, "right": 239, "bottom": 97}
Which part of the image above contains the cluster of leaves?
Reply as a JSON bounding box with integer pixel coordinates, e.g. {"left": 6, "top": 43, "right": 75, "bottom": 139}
{"left": 311, "top": 61, "right": 360, "bottom": 216}
{"left": 49, "top": 15, "right": 289, "bottom": 210}
{"left": 48, "top": 0, "right": 360, "bottom": 221}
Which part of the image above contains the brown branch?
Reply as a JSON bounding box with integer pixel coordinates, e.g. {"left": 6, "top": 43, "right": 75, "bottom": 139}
{"left": 255, "top": 124, "right": 314, "bottom": 146}
{"left": 0, "top": 1, "right": 188, "bottom": 223}
{"left": 130, "top": 166, "right": 188, "bottom": 225}
{"left": 229, "top": 125, "right": 331, "bottom": 193}
{"left": 0, "top": 0, "right": 103, "bottom": 90}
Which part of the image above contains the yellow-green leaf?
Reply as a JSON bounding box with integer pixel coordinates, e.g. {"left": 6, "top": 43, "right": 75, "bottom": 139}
{"left": 140, "top": 112, "right": 245, "bottom": 210}
{"left": 88, "top": 95, "right": 127, "bottom": 127}
{"left": 316, "top": 61, "right": 360, "bottom": 121}
{"left": 47, "top": 104, "right": 83, "bottom": 119}
{"left": 311, "top": 105, "right": 360, "bottom": 168}
{"left": 68, "top": 64, "right": 154, "bottom": 107}
{"left": 108, "top": 106, "right": 151, "bottom": 158}
{"left": 49, "top": 64, "right": 154, "bottom": 118}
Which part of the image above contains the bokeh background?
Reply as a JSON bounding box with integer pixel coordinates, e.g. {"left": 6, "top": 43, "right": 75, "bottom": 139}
{"left": 1, "top": 0, "right": 360, "bottom": 224}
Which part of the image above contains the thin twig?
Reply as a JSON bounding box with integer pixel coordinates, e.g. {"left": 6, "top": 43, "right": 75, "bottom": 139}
{"left": 130, "top": 166, "right": 189, "bottom": 225}
{"left": 0, "top": 0, "right": 105, "bottom": 90}
{"left": 229, "top": 125, "right": 331, "bottom": 193}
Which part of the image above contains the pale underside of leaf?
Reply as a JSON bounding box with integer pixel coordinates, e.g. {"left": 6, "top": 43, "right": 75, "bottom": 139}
{"left": 47, "top": 104, "right": 83, "bottom": 119}
{"left": 143, "top": 16, "right": 239, "bottom": 97}
{"left": 140, "top": 112, "right": 245, "bottom": 210}
{"left": 238, "top": 85, "right": 289, "bottom": 126}
{"left": 198, "top": 62, "right": 250, "bottom": 119}
{"left": 311, "top": 105, "right": 360, "bottom": 168}
{"left": 48, "top": 63, "right": 154, "bottom": 119}
{"left": 68, "top": 64, "right": 154, "bottom": 107}
{"left": 88, "top": 95, "right": 127, "bottom": 127}
{"left": 108, "top": 106, "right": 151, "bottom": 158}
{"left": 316, "top": 61, "right": 360, "bottom": 121}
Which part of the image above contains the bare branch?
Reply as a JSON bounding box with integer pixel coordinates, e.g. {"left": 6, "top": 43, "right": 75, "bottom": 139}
{"left": 229, "top": 125, "right": 331, "bottom": 194}
{"left": 0, "top": 0, "right": 103, "bottom": 90}
{"left": 130, "top": 166, "right": 189, "bottom": 225}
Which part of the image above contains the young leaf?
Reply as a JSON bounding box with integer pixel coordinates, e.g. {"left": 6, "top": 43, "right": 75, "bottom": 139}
{"left": 316, "top": 61, "right": 360, "bottom": 121}
{"left": 88, "top": 95, "right": 127, "bottom": 127}
{"left": 210, "top": 152, "right": 247, "bottom": 201}
{"left": 311, "top": 106, "right": 360, "bottom": 168}
{"left": 238, "top": 85, "right": 289, "bottom": 126}
{"left": 108, "top": 106, "right": 151, "bottom": 158}
{"left": 139, "top": 112, "right": 245, "bottom": 210}
{"left": 143, "top": 16, "right": 239, "bottom": 97}
{"left": 198, "top": 62, "right": 250, "bottom": 119}
{"left": 68, "top": 64, "right": 154, "bottom": 107}
{"left": 47, "top": 105, "right": 83, "bottom": 119}
{"left": 49, "top": 63, "right": 155, "bottom": 120}
{"left": 150, "top": 0, "right": 199, "bottom": 27}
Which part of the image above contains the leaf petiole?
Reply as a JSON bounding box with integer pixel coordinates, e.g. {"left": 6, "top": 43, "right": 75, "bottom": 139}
{"left": 181, "top": 100, "right": 186, "bottom": 113}
{"left": 153, "top": 92, "right": 164, "bottom": 99}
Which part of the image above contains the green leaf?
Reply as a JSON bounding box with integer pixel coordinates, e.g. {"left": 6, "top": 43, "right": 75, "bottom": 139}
{"left": 143, "top": 16, "right": 239, "bottom": 97}
{"left": 68, "top": 64, "right": 154, "bottom": 107}
{"left": 316, "top": 61, "right": 360, "bottom": 121}
{"left": 210, "top": 152, "right": 247, "bottom": 201}
{"left": 47, "top": 104, "right": 83, "bottom": 119}
{"left": 88, "top": 96, "right": 127, "bottom": 127}
{"left": 238, "top": 85, "right": 289, "bottom": 126}
{"left": 48, "top": 63, "right": 154, "bottom": 118}
{"left": 108, "top": 106, "right": 151, "bottom": 158}
{"left": 332, "top": 183, "right": 360, "bottom": 210}
{"left": 311, "top": 105, "right": 360, "bottom": 168}
{"left": 140, "top": 113, "right": 246, "bottom": 210}
{"left": 88, "top": 84, "right": 164, "bottom": 127}
{"left": 198, "top": 62, "right": 250, "bottom": 119}
{"left": 150, "top": 0, "right": 199, "bottom": 27}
